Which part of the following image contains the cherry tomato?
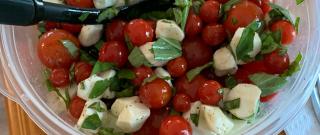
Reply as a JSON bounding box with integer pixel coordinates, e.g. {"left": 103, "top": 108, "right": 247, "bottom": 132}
{"left": 242, "top": 60, "right": 269, "bottom": 74}
{"left": 217, "top": 0, "right": 229, "bottom": 4}
{"left": 145, "top": 20, "right": 157, "bottom": 30}
{"left": 75, "top": 61, "right": 93, "bottom": 83}
{"left": 261, "top": 0, "right": 274, "bottom": 14}
{"left": 98, "top": 41, "right": 128, "bottom": 68}
{"left": 182, "top": 37, "right": 213, "bottom": 69}
{"left": 173, "top": 93, "right": 191, "bottom": 112}
{"left": 270, "top": 20, "right": 296, "bottom": 45}
{"left": 197, "top": 80, "right": 222, "bottom": 105}
{"left": 44, "top": 21, "right": 60, "bottom": 31}
{"left": 65, "top": 0, "right": 94, "bottom": 8}
{"left": 224, "top": 1, "right": 263, "bottom": 34}
{"left": 167, "top": 57, "right": 188, "bottom": 77}
{"left": 185, "top": 11, "right": 203, "bottom": 37}
{"left": 61, "top": 23, "right": 82, "bottom": 34}
{"left": 235, "top": 68, "right": 252, "bottom": 83}
{"left": 175, "top": 75, "right": 207, "bottom": 101}
{"left": 199, "top": 0, "right": 220, "bottom": 24}
{"left": 159, "top": 116, "right": 192, "bottom": 135}
{"left": 69, "top": 96, "right": 86, "bottom": 119}
{"left": 260, "top": 92, "right": 277, "bottom": 102}
{"left": 202, "top": 24, "right": 227, "bottom": 46}
{"left": 132, "top": 66, "right": 153, "bottom": 86}
{"left": 105, "top": 20, "right": 127, "bottom": 42}
{"left": 125, "top": 19, "right": 154, "bottom": 46}
{"left": 139, "top": 78, "right": 172, "bottom": 109}
{"left": 49, "top": 68, "right": 70, "bottom": 87}
{"left": 38, "top": 29, "right": 80, "bottom": 69}
{"left": 264, "top": 50, "right": 290, "bottom": 74}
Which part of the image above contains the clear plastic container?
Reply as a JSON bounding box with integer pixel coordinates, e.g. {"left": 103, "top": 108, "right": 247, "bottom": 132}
{"left": 1, "top": 0, "right": 320, "bottom": 134}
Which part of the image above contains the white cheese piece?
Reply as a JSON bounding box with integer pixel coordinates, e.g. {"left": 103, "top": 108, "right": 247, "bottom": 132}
{"left": 226, "top": 84, "right": 261, "bottom": 119}
{"left": 156, "top": 19, "right": 185, "bottom": 41}
{"left": 114, "top": 0, "right": 144, "bottom": 7}
{"left": 101, "top": 70, "right": 117, "bottom": 99}
{"left": 213, "top": 47, "right": 238, "bottom": 77}
{"left": 43, "top": 0, "right": 64, "bottom": 4}
{"left": 229, "top": 28, "right": 262, "bottom": 65}
{"left": 154, "top": 67, "right": 172, "bottom": 86}
{"left": 139, "top": 42, "right": 168, "bottom": 67}
{"left": 111, "top": 96, "right": 140, "bottom": 116}
{"left": 79, "top": 25, "right": 103, "bottom": 47}
{"left": 93, "top": 0, "right": 116, "bottom": 9}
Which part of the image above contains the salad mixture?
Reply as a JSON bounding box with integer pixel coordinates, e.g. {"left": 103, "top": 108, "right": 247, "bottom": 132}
{"left": 38, "top": 0, "right": 303, "bottom": 134}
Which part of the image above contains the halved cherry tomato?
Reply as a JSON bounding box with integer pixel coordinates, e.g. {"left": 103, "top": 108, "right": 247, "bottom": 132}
{"left": 235, "top": 60, "right": 269, "bottom": 83}
{"left": 199, "top": 0, "right": 220, "bottom": 24}
{"left": 44, "top": 21, "right": 60, "bottom": 31}
{"left": 75, "top": 61, "right": 93, "bottom": 83}
{"left": 145, "top": 20, "right": 157, "bottom": 30}
{"left": 139, "top": 78, "right": 172, "bottom": 109}
{"left": 235, "top": 68, "right": 252, "bottom": 83}
{"left": 98, "top": 41, "right": 128, "bottom": 68}
{"left": 197, "top": 80, "right": 222, "bottom": 105}
{"left": 159, "top": 115, "right": 192, "bottom": 135}
{"left": 61, "top": 23, "right": 82, "bottom": 34}
{"left": 182, "top": 37, "right": 213, "bottom": 69}
{"left": 175, "top": 75, "right": 207, "bottom": 101}
{"left": 132, "top": 66, "right": 153, "bottom": 86}
{"left": 202, "top": 24, "right": 227, "bottom": 46}
{"left": 167, "top": 57, "right": 188, "bottom": 77}
{"left": 261, "top": 0, "right": 274, "bottom": 14}
{"left": 264, "top": 50, "right": 290, "bottom": 74}
{"left": 185, "top": 11, "right": 203, "bottom": 37}
{"left": 65, "top": 0, "right": 94, "bottom": 8}
{"left": 224, "top": 1, "right": 263, "bottom": 34}
{"left": 125, "top": 19, "right": 154, "bottom": 46}
{"left": 49, "top": 68, "right": 70, "bottom": 87}
{"left": 105, "top": 20, "right": 127, "bottom": 42}
{"left": 69, "top": 96, "right": 86, "bottom": 119}
{"left": 270, "top": 20, "right": 296, "bottom": 45}
{"left": 38, "top": 29, "right": 80, "bottom": 69}
{"left": 173, "top": 93, "right": 191, "bottom": 112}
{"left": 260, "top": 92, "right": 277, "bottom": 102}
{"left": 217, "top": 0, "right": 229, "bottom": 4}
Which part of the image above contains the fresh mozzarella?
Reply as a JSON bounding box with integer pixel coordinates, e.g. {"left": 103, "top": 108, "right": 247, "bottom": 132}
{"left": 155, "top": 19, "right": 185, "bottom": 41}
{"left": 229, "top": 28, "right": 262, "bottom": 64}
{"left": 139, "top": 42, "right": 168, "bottom": 67}
{"left": 213, "top": 47, "right": 238, "bottom": 77}
{"left": 226, "top": 84, "right": 261, "bottom": 119}
{"left": 93, "top": 0, "right": 116, "bottom": 9}
{"left": 111, "top": 96, "right": 140, "bottom": 116}
{"left": 43, "top": 0, "right": 64, "bottom": 4}
{"left": 114, "top": 0, "right": 144, "bottom": 7}
{"left": 154, "top": 67, "right": 173, "bottom": 86}
{"left": 79, "top": 25, "right": 103, "bottom": 47}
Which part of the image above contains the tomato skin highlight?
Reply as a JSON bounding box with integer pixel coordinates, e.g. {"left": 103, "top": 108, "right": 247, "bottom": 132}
{"left": 74, "top": 61, "right": 93, "bottom": 84}
{"left": 98, "top": 41, "right": 129, "bottom": 68}
{"left": 132, "top": 66, "right": 154, "bottom": 86}
{"left": 69, "top": 96, "right": 86, "bottom": 119}
{"left": 159, "top": 115, "right": 192, "bottom": 135}
{"left": 197, "top": 80, "right": 222, "bottom": 105}
{"left": 199, "top": 0, "right": 220, "bottom": 24}
{"left": 139, "top": 78, "right": 172, "bottom": 109}
{"left": 49, "top": 68, "right": 70, "bottom": 88}
{"left": 65, "top": 0, "right": 94, "bottom": 8}
{"left": 106, "top": 20, "right": 127, "bottom": 42}
{"left": 260, "top": 92, "right": 277, "bottom": 102}
{"left": 263, "top": 50, "right": 290, "bottom": 74}
{"left": 185, "top": 11, "right": 203, "bottom": 37}
{"left": 270, "top": 20, "right": 296, "bottom": 45}
{"left": 173, "top": 93, "right": 191, "bottom": 112}
{"left": 175, "top": 75, "right": 207, "bottom": 102}
{"left": 125, "top": 19, "right": 154, "bottom": 46}
{"left": 202, "top": 24, "right": 227, "bottom": 46}
{"left": 167, "top": 57, "right": 188, "bottom": 77}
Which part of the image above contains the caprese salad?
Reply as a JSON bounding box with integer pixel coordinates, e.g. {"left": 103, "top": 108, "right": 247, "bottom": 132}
{"left": 37, "top": 0, "right": 303, "bottom": 134}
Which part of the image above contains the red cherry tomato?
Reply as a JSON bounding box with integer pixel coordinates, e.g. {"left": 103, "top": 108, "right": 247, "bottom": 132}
{"left": 145, "top": 20, "right": 157, "bottom": 30}
{"left": 202, "top": 24, "right": 227, "bottom": 46}
{"left": 242, "top": 60, "right": 269, "bottom": 74}
{"left": 75, "top": 61, "right": 93, "bottom": 83}
{"left": 65, "top": 0, "right": 94, "bottom": 8}
{"left": 105, "top": 20, "right": 127, "bottom": 42}
{"left": 125, "top": 19, "right": 154, "bottom": 46}
{"left": 175, "top": 75, "right": 207, "bottom": 101}
{"left": 250, "top": 0, "right": 274, "bottom": 15}
{"left": 235, "top": 68, "right": 252, "bottom": 83}
{"left": 132, "top": 66, "right": 153, "bottom": 86}
{"left": 38, "top": 29, "right": 80, "bottom": 69}
{"left": 61, "top": 23, "right": 82, "bottom": 34}
{"left": 260, "top": 92, "right": 277, "bottom": 102}
{"left": 217, "top": 0, "right": 229, "bottom": 4}
{"left": 49, "top": 68, "right": 70, "bottom": 87}
{"left": 185, "top": 11, "right": 203, "bottom": 37}
{"left": 197, "top": 80, "right": 222, "bottom": 105}
{"left": 182, "top": 37, "right": 213, "bottom": 69}
{"left": 167, "top": 57, "right": 188, "bottom": 77}
{"left": 159, "top": 116, "right": 192, "bottom": 135}
{"left": 173, "top": 93, "right": 191, "bottom": 112}
{"left": 224, "top": 1, "right": 263, "bottom": 34}
{"left": 98, "top": 41, "right": 128, "bottom": 68}
{"left": 139, "top": 78, "right": 172, "bottom": 109}
{"left": 199, "top": 0, "right": 220, "bottom": 24}
{"left": 270, "top": 20, "right": 296, "bottom": 45}
{"left": 264, "top": 50, "right": 290, "bottom": 74}
{"left": 69, "top": 96, "right": 86, "bottom": 119}
{"left": 44, "top": 21, "right": 60, "bottom": 31}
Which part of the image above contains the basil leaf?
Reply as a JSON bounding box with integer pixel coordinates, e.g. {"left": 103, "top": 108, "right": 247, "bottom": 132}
{"left": 128, "top": 47, "right": 152, "bottom": 67}
{"left": 91, "top": 61, "right": 114, "bottom": 75}
{"left": 236, "top": 28, "right": 255, "bottom": 61}
{"left": 260, "top": 32, "right": 281, "bottom": 54}
{"left": 281, "top": 53, "right": 302, "bottom": 77}
{"left": 79, "top": 12, "right": 90, "bottom": 22}
{"left": 142, "top": 74, "right": 158, "bottom": 85}
{"left": 38, "top": 21, "right": 46, "bottom": 35}
{"left": 109, "top": 77, "right": 120, "bottom": 91}
{"left": 294, "top": 17, "right": 300, "bottom": 33}
{"left": 94, "top": 40, "right": 104, "bottom": 50}
{"left": 98, "top": 128, "right": 114, "bottom": 135}
{"left": 190, "top": 114, "right": 199, "bottom": 126}
{"left": 175, "top": 0, "right": 190, "bottom": 7}
{"left": 180, "top": 1, "right": 192, "bottom": 31}
{"left": 225, "top": 76, "right": 237, "bottom": 89}
{"left": 89, "top": 102, "right": 106, "bottom": 112}
{"left": 60, "top": 40, "right": 79, "bottom": 58}
{"left": 171, "top": 8, "right": 183, "bottom": 25}
{"left": 186, "top": 62, "right": 213, "bottom": 81}
{"left": 249, "top": 73, "right": 287, "bottom": 97}
{"left": 141, "top": 11, "right": 172, "bottom": 20}
{"left": 118, "top": 69, "right": 136, "bottom": 79}
{"left": 152, "top": 37, "right": 182, "bottom": 61}
{"left": 231, "top": 17, "right": 238, "bottom": 25}
{"left": 220, "top": 0, "right": 241, "bottom": 17}
{"left": 80, "top": 50, "right": 97, "bottom": 65}
{"left": 247, "top": 20, "right": 263, "bottom": 32}
{"left": 224, "top": 98, "right": 240, "bottom": 110}
{"left": 115, "top": 87, "right": 134, "bottom": 98}
{"left": 296, "top": 0, "right": 304, "bottom": 5}
{"left": 89, "top": 78, "right": 113, "bottom": 99}
{"left": 192, "top": 0, "right": 205, "bottom": 14}
{"left": 96, "top": 7, "right": 119, "bottom": 23}
{"left": 81, "top": 113, "right": 102, "bottom": 130}
{"left": 269, "top": 3, "right": 293, "bottom": 24}
{"left": 124, "top": 34, "right": 134, "bottom": 52}
{"left": 45, "top": 79, "right": 55, "bottom": 92}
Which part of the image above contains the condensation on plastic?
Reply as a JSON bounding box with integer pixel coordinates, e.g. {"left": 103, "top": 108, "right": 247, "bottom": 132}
{"left": 0, "top": 0, "right": 320, "bottom": 135}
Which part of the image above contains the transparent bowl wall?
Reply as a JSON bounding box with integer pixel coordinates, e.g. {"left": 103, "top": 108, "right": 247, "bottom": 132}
{"left": 1, "top": 0, "right": 320, "bottom": 135}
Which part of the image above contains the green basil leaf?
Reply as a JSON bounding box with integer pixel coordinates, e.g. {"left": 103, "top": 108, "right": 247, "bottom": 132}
{"left": 118, "top": 69, "right": 136, "bottom": 79}
{"left": 60, "top": 40, "right": 79, "bottom": 58}
{"left": 94, "top": 40, "right": 104, "bottom": 50}
{"left": 236, "top": 28, "right": 255, "bottom": 61}
{"left": 249, "top": 73, "right": 287, "bottom": 97}
{"left": 294, "top": 17, "right": 300, "bottom": 33}
{"left": 89, "top": 78, "right": 113, "bottom": 99}
{"left": 192, "top": 0, "right": 205, "bottom": 14}
{"left": 81, "top": 113, "right": 102, "bottom": 130}
{"left": 142, "top": 74, "right": 158, "bottom": 85}
{"left": 224, "top": 98, "right": 240, "bottom": 110}
{"left": 38, "top": 21, "right": 46, "bottom": 35}
{"left": 231, "top": 17, "right": 238, "bottom": 25}
{"left": 152, "top": 37, "right": 182, "bottom": 61}
{"left": 180, "top": 1, "right": 192, "bottom": 31}
{"left": 220, "top": 0, "right": 241, "bottom": 17}
{"left": 247, "top": 20, "right": 263, "bottom": 32}
{"left": 115, "top": 87, "right": 134, "bottom": 98}
{"left": 88, "top": 102, "right": 106, "bottom": 112}
{"left": 91, "top": 61, "right": 114, "bottom": 75}
{"left": 296, "top": 0, "right": 304, "bottom": 5}
{"left": 80, "top": 50, "right": 97, "bottom": 65}
{"left": 269, "top": 3, "right": 293, "bottom": 24}
{"left": 124, "top": 34, "right": 134, "bottom": 52}
{"left": 128, "top": 47, "right": 152, "bottom": 67}
{"left": 190, "top": 114, "right": 199, "bottom": 126}
{"left": 96, "top": 7, "right": 119, "bottom": 23}
{"left": 79, "top": 12, "right": 90, "bottom": 22}
{"left": 45, "top": 79, "right": 55, "bottom": 92}
{"left": 225, "top": 76, "right": 237, "bottom": 89}
{"left": 171, "top": 8, "right": 183, "bottom": 25}
{"left": 260, "top": 32, "right": 281, "bottom": 54}
{"left": 109, "top": 77, "right": 120, "bottom": 91}
{"left": 98, "top": 128, "right": 114, "bottom": 135}
{"left": 175, "top": 0, "right": 191, "bottom": 7}
{"left": 186, "top": 62, "right": 213, "bottom": 81}
{"left": 281, "top": 53, "right": 302, "bottom": 77}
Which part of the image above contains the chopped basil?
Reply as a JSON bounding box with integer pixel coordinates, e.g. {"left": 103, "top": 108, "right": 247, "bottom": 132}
{"left": 81, "top": 113, "right": 102, "bottom": 130}
{"left": 141, "top": 11, "right": 172, "bottom": 20}
{"left": 115, "top": 87, "right": 134, "bottom": 98}
{"left": 80, "top": 82, "right": 85, "bottom": 89}
{"left": 89, "top": 102, "right": 106, "bottom": 112}
{"left": 269, "top": 3, "right": 293, "bottom": 24}
{"left": 152, "top": 37, "right": 182, "bottom": 61}
{"left": 231, "top": 17, "right": 238, "bottom": 25}
{"left": 124, "top": 34, "right": 134, "bottom": 52}
{"left": 60, "top": 40, "right": 79, "bottom": 58}
{"left": 45, "top": 79, "right": 55, "bottom": 92}
{"left": 94, "top": 40, "right": 104, "bottom": 50}
{"left": 190, "top": 114, "right": 199, "bottom": 126}
{"left": 174, "top": 0, "right": 190, "bottom": 7}
{"left": 162, "top": 76, "right": 172, "bottom": 80}
{"left": 192, "top": 0, "right": 205, "bottom": 14}
{"left": 54, "top": 89, "right": 71, "bottom": 108}
{"left": 260, "top": 31, "right": 282, "bottom": 54}
{"left": 78, "top": 12, "right": 90, "bottom": 22}
{"left": 98, "top": 128, "right": 114, "bottom": 135}
{"left": 128, "top": 47, "right": 152, "bottom": 67}
{"left": 281, "top": 53, "right": 302, "bottom": 77}
{"left": 224, "top": 98, "right": 240, "bottom": 110}
{"left": 89, "top": 78, "right": 113, "bottom": 99}
{"left": 169, "top": 8, "right": 183, "bottom": 25}
{"left": 220, "top": 0, "right": 241, "bottom": 18}
{"left": 296, "top": 0, "right": 304, "bottom": 5}
{"left": 96, "top": 7, "right": 119, "bottom": 23}
{"left": 225, "top": 76, "right": 237, "bottom": 89}
{"left": 247, "top": 20, "right": 263, "bottom": 32}
{"left": 91, "top": 61, "right": 114, "bottom": 75}
{"left": 236, "top": 27, "right": 255, "bottom": 61}
{"left": 117, "top": 69, "right": 136, "bottom": 80}
{"left": 109, "top": 77, "right": 120, "bottom": 91}
{"left": 169, "top": 108, "right": 181, "bottom": 116}
{"left": 294, "top": 17, "right": 300, "bottom": 33}
{"left": 38, "top": 21, "right": 46, "bottom": 35}
{"left": 142, "top": 74, "right": 158, "bottom": 85}
{"left": 80, "top": 50, "right": 97, "bottom": 65}
{"left": 249, "top": 73, "right": 287, "bottom": 97}
{"left": 180, "top": 1, "right": 192, "bottom": 31}
{"left": 186, "top": 62, "right": 213, "bottom": 82}
{"left": 278, "top": 46, "right": 288, "bottom": 56}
